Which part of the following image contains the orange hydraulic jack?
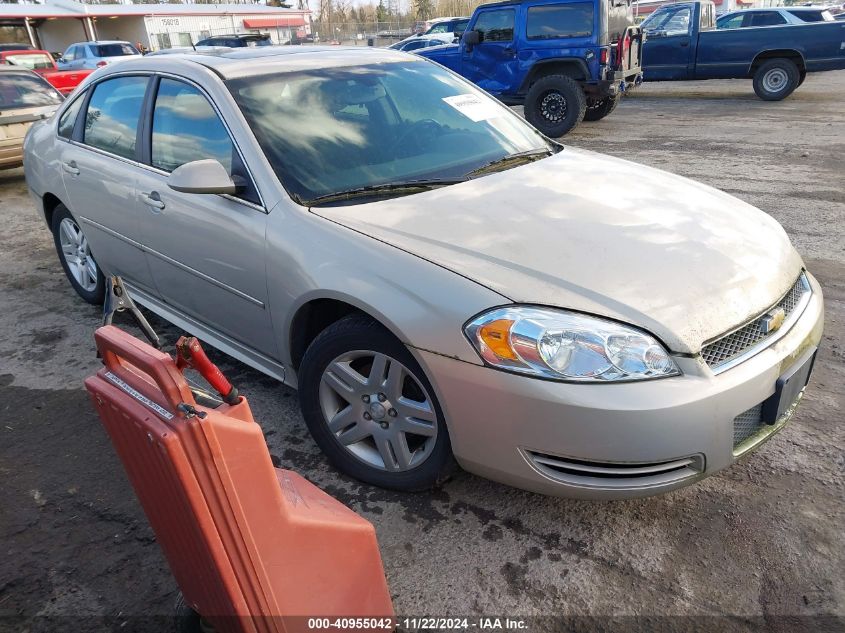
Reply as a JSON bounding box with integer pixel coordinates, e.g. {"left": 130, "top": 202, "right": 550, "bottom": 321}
{"left": 84, "top": 323, "right": 394, "bottom": 633}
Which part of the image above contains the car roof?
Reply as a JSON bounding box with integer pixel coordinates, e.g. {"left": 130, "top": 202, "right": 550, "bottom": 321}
{"left": 105, "top": 46, "right": 416, "bottom": 80}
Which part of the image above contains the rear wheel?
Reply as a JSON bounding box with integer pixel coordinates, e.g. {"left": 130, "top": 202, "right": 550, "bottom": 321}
{"left": 51, "top": 204, "right": 105, "bottom": 304}
{"left": 524, "top": 75, "right": 587, "bottom": 138}
{"left": 583, "top": 94, "right": 620, "bottom": 122}
{"left": 753, "top": 59, "right": 800, "bottom": 101}
{"left": 298, "top": 314, "right": 454, "bottom": 491}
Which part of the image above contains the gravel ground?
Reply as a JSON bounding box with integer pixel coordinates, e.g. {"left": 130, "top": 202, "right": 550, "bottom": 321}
{"left": 1, "top": 72, "right": 843, "bottom": 632}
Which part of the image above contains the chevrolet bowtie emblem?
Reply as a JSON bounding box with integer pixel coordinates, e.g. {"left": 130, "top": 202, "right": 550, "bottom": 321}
{"left": 760, "top": 307, "right": 786, "bottom": 334}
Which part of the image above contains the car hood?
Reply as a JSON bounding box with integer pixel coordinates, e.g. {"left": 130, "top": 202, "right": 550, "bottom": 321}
{"left": 311, "top": 148, "right": 803, "bottom": 354}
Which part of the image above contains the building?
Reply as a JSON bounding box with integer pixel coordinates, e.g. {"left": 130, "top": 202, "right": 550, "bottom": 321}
{"left": 0, "top": 0, "right": 311, "bottom": 54}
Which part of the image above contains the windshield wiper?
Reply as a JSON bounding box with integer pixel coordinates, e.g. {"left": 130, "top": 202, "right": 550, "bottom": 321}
{"left": 466, "top": 148, "right": 554, "bottom": 178}
{"left": 305, "top": 178, "right": 466, "bottom": 206}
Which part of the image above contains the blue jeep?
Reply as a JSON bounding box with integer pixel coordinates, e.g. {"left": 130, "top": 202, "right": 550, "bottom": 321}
{"left": 417, "top": 0, "right": 644, "bottom": 137}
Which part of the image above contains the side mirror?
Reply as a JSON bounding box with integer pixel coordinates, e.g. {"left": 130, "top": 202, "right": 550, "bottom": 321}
{"left": 462, "top": 30, "right": 480, "bottom": 48}
{"left": 167, "top": 159, "right": 238, "bottom": 195}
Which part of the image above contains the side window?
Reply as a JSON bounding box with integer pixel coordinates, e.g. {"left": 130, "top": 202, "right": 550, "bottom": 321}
{"left": 151, "top": 78, "right": 259, "bottom": 204}
{"left": 429, "top": 23, "right": 449, "bottom": 33}
{"left": 58, "top": 92, "right": 85, "bottom": 139}
{"left": 78, "top": 46, "right": 88, "bottom": 59}
{"left": 83, "top": 76, "right": 148, "bottom": 160}
{"left": 748, "top": 12, "right": 786, "bottom": 26}
{"left": 404, "top": 40, "right": 427, "bottom": 51}
{"left": 527, "top": 3, "right": 595, "bottom": 39}
{"left": 662, "top": 7, "right": 691, "bottom": 35}
{"left": 718, "top": 13, "right": 744, "bottom": 29}
{"left": 63, "top": 46, "right": 76, "bottom": 61}
{"left": 474, "top": 9, "right": 515, "bottom": 42}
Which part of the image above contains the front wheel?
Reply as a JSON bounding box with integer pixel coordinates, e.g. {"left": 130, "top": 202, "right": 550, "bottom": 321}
{"left": 298, "top": 314, "right": 454, "bottom": 491}
{"left": 51, "top": 204, "right": 105, "bottom": 304}
{"left": 583, "top": 94, "right": 620, "bottom": 122}
{"left": 753, "top": 59, "right": 800, "bottom": 101}
{"left": 524, "top": 75, "right": 587, "bottom": 138}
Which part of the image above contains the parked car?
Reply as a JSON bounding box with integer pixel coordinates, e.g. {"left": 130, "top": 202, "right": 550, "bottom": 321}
{"left": 0, "top": 43, "right": 36, "bottom": 52}
{"left": 1, "top": 49, "right": 93, "bottom": 95}
{"left": 57, "top": 41, "right": 141, "bottom": 70}
{"left": 388, "top": 36, "right": 451, "bottom": 52}
{"left": 417, "top": 0, "right": 645, "bottom": 136}
{"left": 0, "top": 66, "right": 63, "bottom": 169}
{"left": 24, "top": 48, "right": 824, "bottom": 499}
{"left": 641, "top": 1, "right": 845, "bottom": 100}
{"left": 422, "top": 16, "right": 471, "bottom": 39}
{"left": 195, "top": 34, "right": 273, "bottom": 48}
{"left": 715, "top": 6, "right": 835, "bottom": 29}
{"left": 413, "top": 16, "right": 464, "bottom": 34}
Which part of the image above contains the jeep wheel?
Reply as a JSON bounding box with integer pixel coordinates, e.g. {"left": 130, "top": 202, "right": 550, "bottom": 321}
{"left": 753, "top": 59, "right": 800, "bottom": 101}
{"left": 525, "top": 75, "right": 587, "bottom": 138}
{"left": 583, "top": 95, "right": 620, "bottom": 122}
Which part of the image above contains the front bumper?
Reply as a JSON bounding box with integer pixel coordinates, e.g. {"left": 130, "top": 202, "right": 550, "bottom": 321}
{"left": 415, "top": 273, "right": 824, "bottom": 499}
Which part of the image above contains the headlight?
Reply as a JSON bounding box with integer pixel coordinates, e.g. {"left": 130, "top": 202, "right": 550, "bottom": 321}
{"left": 464, "top": 307, "right": 680, "bottom": 382}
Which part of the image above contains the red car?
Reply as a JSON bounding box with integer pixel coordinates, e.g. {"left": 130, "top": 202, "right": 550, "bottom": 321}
{"left": 0, "top": 49, "right": 93, "bottom": 96}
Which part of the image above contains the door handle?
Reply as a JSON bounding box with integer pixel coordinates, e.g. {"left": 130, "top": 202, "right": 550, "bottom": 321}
{"left": 62, "top": 160, "right": 79, "bottom": 176}
{"left": 140, "top": 191, "right": 165, "bottom": 211}
{"left": 503, "top": 46, "right": 515, "bottom": 57}
{"left": 679, "top": 39, "right": 690, "bottom": 47}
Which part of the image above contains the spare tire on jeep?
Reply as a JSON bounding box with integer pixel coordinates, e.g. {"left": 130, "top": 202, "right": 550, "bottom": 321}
{"left": 524, "top": 75, "right": 587, "bottom": 138}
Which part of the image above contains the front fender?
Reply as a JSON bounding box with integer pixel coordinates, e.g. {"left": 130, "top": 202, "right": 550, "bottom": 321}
{"left": 265, "top": 201, "right": 507, "bottom": 383}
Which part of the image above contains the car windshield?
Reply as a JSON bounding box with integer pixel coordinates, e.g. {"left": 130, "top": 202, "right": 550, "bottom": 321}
{"left": 5, "top": 53, "right": 54, "bottom": 70}
{"left": 227, "top": 60, "right": 553, "bottom": 204}
{"left": 92, "top": 43, "right": 139, "bottom": 57}
{"left": 0, "top": 72, "right": 63, "bottom": 109}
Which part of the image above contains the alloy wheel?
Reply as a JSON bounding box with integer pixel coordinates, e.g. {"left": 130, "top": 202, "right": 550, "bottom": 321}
{"left": 58, "top": 217, "right": 98, "bottom": 292}
{"left": 318, "top": 350, "right": 438, "bottom": 472}
{"left": 540, "top": 91, "right": 567, "bottom": 123}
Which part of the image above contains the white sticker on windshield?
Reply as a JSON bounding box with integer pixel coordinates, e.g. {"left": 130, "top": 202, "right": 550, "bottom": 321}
{"left": 442, "top": 94, "right": 502, "bottom": 122}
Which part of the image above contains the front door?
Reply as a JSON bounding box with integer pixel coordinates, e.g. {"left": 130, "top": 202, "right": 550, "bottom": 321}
{"left": 59, "top": 74, "right": 158, "bottom": 295}
{"left": 462, "top": 7, "right": 520, "bottom": 96}
{"left": 642, "top": 5, "right": 694, "bottom": 80}
{"left": 134, "top": 77, "right": 276, "bottom": 357}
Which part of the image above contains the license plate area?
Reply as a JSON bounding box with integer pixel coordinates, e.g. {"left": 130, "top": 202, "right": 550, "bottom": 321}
{"left": 761, "top": 347, "right": 816, "bottom": 425}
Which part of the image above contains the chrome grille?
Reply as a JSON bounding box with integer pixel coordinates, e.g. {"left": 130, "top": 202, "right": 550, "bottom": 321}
{"left": 524, "top": 450, "right": 704, "bottom": 489}
{"left": 701, "top": 274, "right": 810, "bottom": 371}
{"left": 733, "top": 403, "right": 764, "bottom": 448}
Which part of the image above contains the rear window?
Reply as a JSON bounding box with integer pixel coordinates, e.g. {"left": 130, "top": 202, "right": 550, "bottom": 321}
{"left": 91, "top": 43, "right": 139, "bottom": 57}
{"left": 4, "top": 53, "right": 54, "bottom": 70}
{"left": 527, "top": 3, "right": 595, "bottom": 39}
{"left": 0, "top": 72, "right": 63, "bottom": 109}
{"left": 787, "top": 10, "right": 831, "bottom": 22}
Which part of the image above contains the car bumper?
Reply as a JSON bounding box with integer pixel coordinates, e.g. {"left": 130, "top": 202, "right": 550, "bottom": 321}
{"left": 415, "top": 273, "right": 824, "bottom": 500}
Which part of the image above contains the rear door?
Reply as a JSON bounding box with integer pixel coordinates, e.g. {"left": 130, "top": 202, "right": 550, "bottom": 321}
{"left": 642, "top": 4, "right": 695, "bottom": 80}
{"left": 133, "top": 76, "right": 275, "bottom": 355}
{"left": 461, "top": 6, "right": 519, "bottom": 95}
{"left": 58, "top": 74, "right": 158, "bottom": 294}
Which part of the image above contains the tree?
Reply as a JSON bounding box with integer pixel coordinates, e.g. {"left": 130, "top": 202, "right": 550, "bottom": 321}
{"left": 414, "top": 0, "right": 434, "bottom": 20}
{"left": 376, "top": 0, "right": 388, "bottom": 22}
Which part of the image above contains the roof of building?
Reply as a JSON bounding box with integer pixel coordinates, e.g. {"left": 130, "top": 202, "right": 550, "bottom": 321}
{"left": 0, "top": 0, "right": 309, "bottom": 19}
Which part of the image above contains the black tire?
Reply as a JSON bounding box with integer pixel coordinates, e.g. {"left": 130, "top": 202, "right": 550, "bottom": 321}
{"left": 583, "top": 94, "right": 620, "bottom": 122}
{"left": 752, "top": 59, "right": 800, "bottom": 101}
{"left": 298, "top": 313, "right": 455, "bottom": 491}
{"left": 173, "top": 592, "right": 203, "bottom": 633}
{"left": 524, "top": 74, "right": 587, "bottom": 138}
{"left": 51, "top": 203, "right": 105, "bottom": 304}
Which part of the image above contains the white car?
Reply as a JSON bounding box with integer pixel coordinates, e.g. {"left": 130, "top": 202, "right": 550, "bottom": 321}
{"left": 57, "top": 41, "right": 142, "bottom": 71}
{"left": 388, "top": 35, "right": 452, "bottom": 52}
